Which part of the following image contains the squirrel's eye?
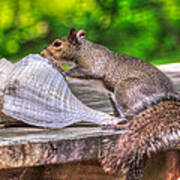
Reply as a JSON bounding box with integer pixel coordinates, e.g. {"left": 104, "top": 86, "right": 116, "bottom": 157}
{"left": 53, "top": 41, "right": 62, "bottom": 47}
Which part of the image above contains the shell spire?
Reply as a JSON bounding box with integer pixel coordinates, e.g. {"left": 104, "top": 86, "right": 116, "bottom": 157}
{"left": 0, "top": 58, "right": 16, "bottom": 122}
{"left": 2, "top": 54, "right": 122, "bottom": 128}
{"left": 0, "top": 58, "right": 14, "bottom": 97}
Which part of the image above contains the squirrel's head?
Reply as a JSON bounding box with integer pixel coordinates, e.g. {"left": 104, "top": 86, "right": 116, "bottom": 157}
{"left": 41, "top": 28, "right": 86, "bottom": 61}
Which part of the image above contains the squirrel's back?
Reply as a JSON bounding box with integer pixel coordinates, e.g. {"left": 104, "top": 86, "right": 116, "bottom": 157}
{"left": 105, "top": 52, "right": 173, "bottom": 91}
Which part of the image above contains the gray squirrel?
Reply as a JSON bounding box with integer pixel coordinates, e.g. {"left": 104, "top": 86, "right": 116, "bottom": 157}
{"left": 41, "top": 28, "right": 180, "bottom": 180}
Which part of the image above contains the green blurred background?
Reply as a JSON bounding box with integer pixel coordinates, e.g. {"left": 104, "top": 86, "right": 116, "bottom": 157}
{"left": 0, "top": 0, "right": 180, "bottom": 64}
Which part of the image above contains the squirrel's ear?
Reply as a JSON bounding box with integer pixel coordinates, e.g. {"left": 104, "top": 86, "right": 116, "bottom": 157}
{"left": 77, "top": 30, "right": 86, "bottom": 39}
{"left": 68, "top": 28, "right": 78, "bottom": 44}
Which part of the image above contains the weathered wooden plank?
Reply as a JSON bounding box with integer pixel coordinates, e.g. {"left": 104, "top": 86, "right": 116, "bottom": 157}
{"left": 157, "top": 63, "right": 180, "bottom": 91}
{"left": 0, "top": 160, "right": 121, "bottom": 180}
{"left": 0, "top": 151, "right": 173, "bottom": 180}
{"left": 0, "top": 127, "right": 121, "bottom": 169}
{"left": 69, "top": 79, "right": 114, "bottom": 114}
{"left": 0, "top": 61, "right": 179, "bottom": 180}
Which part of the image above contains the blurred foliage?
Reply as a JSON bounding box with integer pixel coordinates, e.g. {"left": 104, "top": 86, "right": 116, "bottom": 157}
{"left": 0, "top": 0, "right": 180, "bottom": 64}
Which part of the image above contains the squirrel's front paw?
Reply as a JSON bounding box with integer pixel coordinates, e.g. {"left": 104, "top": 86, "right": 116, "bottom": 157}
{"left": 63, "top": 70, "right": 86, "bottom": 78}
{"left": 62, "top": 70, "right": 75, "bottom": 77}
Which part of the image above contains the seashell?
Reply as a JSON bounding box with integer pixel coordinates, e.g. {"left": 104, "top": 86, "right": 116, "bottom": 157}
{"left": 0, "top": 58, "right": 14, "bottom": 97}
{"left": 0, "top": 59, "right": 16, "bottom": 122}
{"left": 2, "top": 54, "right": 122, "bottom": 129}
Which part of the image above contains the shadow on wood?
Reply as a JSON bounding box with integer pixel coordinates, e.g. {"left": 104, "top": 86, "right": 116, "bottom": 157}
{"left": 0, "top": 152, "right": 178, "bottom": 180}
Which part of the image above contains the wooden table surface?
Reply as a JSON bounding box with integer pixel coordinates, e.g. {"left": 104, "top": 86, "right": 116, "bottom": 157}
{"left": 0, "top": 62, "right": 179, "bottom": 180}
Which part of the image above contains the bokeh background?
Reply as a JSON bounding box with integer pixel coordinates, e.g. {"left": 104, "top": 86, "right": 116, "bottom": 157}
{"left": 0, "top": 0, "right": 180, "bottom": 64}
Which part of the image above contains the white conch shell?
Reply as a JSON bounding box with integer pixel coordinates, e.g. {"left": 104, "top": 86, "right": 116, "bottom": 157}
{"left": 0, "top": 59, "right": 14, "bottom": 97}
{"left": 0, "top": 59, "right": 16, "bottom": 122}
{"left": 2, "top": 54, "right": 122, "bottom": 128}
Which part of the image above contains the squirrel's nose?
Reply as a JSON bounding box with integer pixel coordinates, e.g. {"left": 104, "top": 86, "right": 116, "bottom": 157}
{"left": 40, "top": 50, "right": 46, "bottom": 57}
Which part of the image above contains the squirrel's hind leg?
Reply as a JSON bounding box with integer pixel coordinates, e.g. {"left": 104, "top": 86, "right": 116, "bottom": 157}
{"left": 114, "top": 77, "right": 157, "bottom": 119}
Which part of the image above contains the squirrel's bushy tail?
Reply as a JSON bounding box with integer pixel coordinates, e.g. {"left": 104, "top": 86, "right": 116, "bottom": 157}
{"left": 101, "top": 93, "right": 180, "bottom": 180}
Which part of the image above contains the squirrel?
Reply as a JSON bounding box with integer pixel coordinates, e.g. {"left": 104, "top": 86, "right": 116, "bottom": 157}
{"left": 41, "top": 28, "right": 180, "bottom": 180}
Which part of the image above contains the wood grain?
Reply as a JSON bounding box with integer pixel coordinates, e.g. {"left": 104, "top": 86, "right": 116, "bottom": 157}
{"left": 0, "top": 60, "right": 179, "bottom": 180}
